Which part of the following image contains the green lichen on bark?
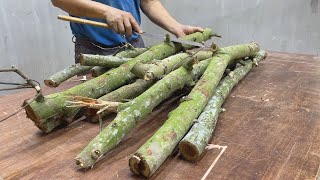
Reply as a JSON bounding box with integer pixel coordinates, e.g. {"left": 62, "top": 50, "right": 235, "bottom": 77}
{"left": 131, "top": 50, "right": 215, "bottom": 80}
{"left": 88, "top": 48, "right": 148, "bottom": 77}
{"left": 80, "top": 55, "right": 132, "bottom": 67}
{"left": 75, "top": 58, "right": 212, "bottom": 169}
{"left": 179, "top": 50, "right": 267, "bottom": 162}
{"left": 25, "top": 29, "right": 216, "bottom": 133}
{"left": 87, "top": 79, "right": 155, "bottom": 122}
{"left": 114, "top": 47, "right": 148, "bottom": 58}
{"left": 91, "top": 66, "right": 109, "bottom": 77}
{"left": 129, "top": 43, "right": 260, "bottom": 178}
{"left": 44, "top": 64, "right": 92, "bottom": 88}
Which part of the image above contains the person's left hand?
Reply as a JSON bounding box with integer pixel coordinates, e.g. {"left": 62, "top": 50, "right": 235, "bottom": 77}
{"left": 173, "top": 24, "right": 204, "bottom": 37}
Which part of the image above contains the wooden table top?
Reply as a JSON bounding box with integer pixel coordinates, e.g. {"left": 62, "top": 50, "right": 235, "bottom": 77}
{"left": 0, "top": 51, "right": 319, "bottom": 180}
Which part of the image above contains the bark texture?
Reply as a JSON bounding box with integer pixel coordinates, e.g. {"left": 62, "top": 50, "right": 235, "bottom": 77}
{"left": 24, "top": 29, "right": 215, "bottom": 133}
{"left": 89, "top": 48, "right": 148, "bottom": 77}
{"left": 86, "top": 79, "right": 155, "bottom": 122}
{"left": 44, "top": 64, "right": 92, "bottom": 88}
{"left": 179, "top": 50, "right": 267, "bottom": 162}
{"left": 75, "top": 58, "right": 212, "bottom": 169}
{"left": 80, "top": 55, "right": 132, "bottom": 67}
{"left": 131, "top": 50, "right": 215, "bottom": 80}
{"left": 91, "top": 66, "right": 109, "bottom": 77}
{"left": 129, "top": 43, "right": 260, "bottom": 178}
{"left": 114, "top": 48, "right": 148, "bottom": 58}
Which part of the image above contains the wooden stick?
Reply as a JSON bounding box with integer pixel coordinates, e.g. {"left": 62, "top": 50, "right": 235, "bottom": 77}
{"left": 57, "top": 15, "right": 111, "bottom": 29}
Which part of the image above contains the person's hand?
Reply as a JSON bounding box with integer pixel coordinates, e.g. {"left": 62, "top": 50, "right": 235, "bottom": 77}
{"left": 173, "top": 24, "right": 204, "bottom": 37}
{"left": 103, "top": 6, "right": 143, "bottom": 37}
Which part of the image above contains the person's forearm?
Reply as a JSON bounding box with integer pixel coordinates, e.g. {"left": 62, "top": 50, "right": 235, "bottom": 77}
{"left": 52, "top": 0, "right": 142, "bottom": 35}
{"left": 52, "top": 0, "right": 111, "bottom": 19}
{"left": 141, "top": 0, "right": 181, "bottom": 35}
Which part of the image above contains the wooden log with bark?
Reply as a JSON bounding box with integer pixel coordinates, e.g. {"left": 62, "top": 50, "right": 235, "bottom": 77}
{"left": 90, "top": 66, "right": 109, "bottom": 77}
{"left": 24, "top": 29, "right": 216, "bottom": 133}
{"left": 80, "top": 48, "right": 148, "bottom": 68}
{"left": 80, "top": 55, "right": 132, "bottom": 67}
{"left": 179, "top": 50, "right": 267, "bottom": 162}
{"left": 131, "top": 44, "right": 218, "bottom": 80}
{"left": 44, "top": 64, "right": 92, "bottom": 88}
{"left": 86, "top": 79, "right": 155, "bottom": 122}
{"left": 129, "top": 43, "right": 260, "bottom": 178}
{"left": 75, "top": 57, "right": 213, "bottom": 169}
{"left": 44, "top": 48, "right": 147, "bottom": 87}
{"left": 86, "top": 49, "right": 218, "bottom": 122}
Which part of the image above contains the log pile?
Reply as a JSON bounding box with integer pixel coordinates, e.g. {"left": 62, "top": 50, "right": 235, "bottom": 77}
{"left": 23, "top": 28, "right": 267, "bottom": 178}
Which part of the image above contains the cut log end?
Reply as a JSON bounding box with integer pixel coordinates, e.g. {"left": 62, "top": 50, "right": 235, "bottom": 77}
{"left": 129, "top": 153, "right": 151, "bottom": 178}
{"left": 24, "top": 100, "right": 49, "bottom": 133}
{"left": 79, "top": 54, "right": 85, "bottom": 66}
{"left": 179, "top": 140, "right": 200, "bottom": 162}
{"left": 44, "top": 79, "right": 58, "bottom": 88}
{"left": 129, "top": 155, "right": 141, "bottom": 175}
{"left": 210, "top": 43, "right": 219, "bottom": 52}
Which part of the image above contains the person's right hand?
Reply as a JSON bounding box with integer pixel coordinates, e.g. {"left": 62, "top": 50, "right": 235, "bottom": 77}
{"left": 103, "top": 6, "right": 143, "bottom": 37}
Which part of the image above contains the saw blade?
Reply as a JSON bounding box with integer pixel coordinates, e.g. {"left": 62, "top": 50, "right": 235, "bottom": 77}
{"left": 140, "top": 32, "right": 205, "bottom": 48}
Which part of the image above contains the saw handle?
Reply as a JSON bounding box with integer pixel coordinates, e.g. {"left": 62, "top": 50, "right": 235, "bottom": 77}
{"left": 57, "top": 15, "right": 112, "bottom": 29}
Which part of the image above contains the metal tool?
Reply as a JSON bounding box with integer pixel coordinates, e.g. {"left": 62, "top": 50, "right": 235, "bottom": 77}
{"left": 0, "top": 66, "right": 44, "bottom": 122}
{"left": 0, "top": 66, "right": 41, "bottom": 93}
{"left": 57, "top": 15, "right": 205, "bottom": 48}
{"left": 140, "top": 31, "right": 205, "bottom": 48}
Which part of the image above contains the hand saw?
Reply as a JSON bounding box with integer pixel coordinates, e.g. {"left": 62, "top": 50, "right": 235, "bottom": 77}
{"left": 57, "top": 15, "right": 205, "bottom": 48}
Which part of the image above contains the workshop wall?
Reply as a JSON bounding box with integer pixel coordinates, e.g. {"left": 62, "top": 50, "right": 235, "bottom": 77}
{"left": 0, "top": 1, "right": 73, "bottom": 94}
{"left": 0, "top": 0, "right": 319, "bottom": 95}
{"left": 141, "top": 0, "right": 320, "bottom": 55}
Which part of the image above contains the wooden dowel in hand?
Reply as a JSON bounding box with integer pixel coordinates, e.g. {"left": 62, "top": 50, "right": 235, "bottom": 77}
{"left": 57, "top": 15, "right": 111, "bottom": 29}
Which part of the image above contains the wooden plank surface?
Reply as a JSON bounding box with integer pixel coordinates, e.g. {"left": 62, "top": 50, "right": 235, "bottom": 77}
{"left": 0, "top": 52, "right": 320, "bottom": 180}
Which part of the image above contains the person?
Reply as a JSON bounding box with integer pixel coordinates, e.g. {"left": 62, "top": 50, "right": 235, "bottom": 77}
{"left": 51, "top": 0, "right": 204, "bottom": 63}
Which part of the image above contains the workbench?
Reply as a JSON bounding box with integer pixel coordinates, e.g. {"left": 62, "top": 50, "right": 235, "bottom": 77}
{"left": 1, "top": 52, "right": 319, "bottom": 179}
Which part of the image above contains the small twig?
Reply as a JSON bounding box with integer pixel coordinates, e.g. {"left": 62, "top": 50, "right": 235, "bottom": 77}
{"left": 98, "top": 114, "right": 103, "bottom": 132}
{"left": 0, "top": 92, "right": 42, "bottom": 122}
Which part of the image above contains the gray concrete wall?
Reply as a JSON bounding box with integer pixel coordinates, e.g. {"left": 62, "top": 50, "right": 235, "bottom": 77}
{"left": 0, "top": 1, "right": 73, "bottom": 94}
{"left": 141, "top": 0, "right": 320, "bottom": 55}
{"left": 0, "top": 0, "right": 319, "bottom": 95}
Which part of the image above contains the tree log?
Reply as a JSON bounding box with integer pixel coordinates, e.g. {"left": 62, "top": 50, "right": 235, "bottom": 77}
{"left": 91, "top": 66, "right": 109, "bottom": 77}
{"left": 44, "top": 48, "right": 147, "bottom": 86}
{"left": 114, "top": 47, "right": 148, "bottom": 58}
{"left": 179, "top": 50, "right": 267, "bottom": 162}
{"left": 89, "top": 48, "right": 148, "bottom": 77}
{"left": 44, "top": 64, "right": 92, "bottom": 88}
{"left": 131, "top": 47, "right": 217, "bottom": 80}
{"left": 80, "top": 55, "right": 132, "bottom": 67}
{"left": 86, "top": 79, "right": 155, "bottom": 122}
{"left": 129, "top": 43, "right": 260, "bottom": 178}
{"left": 80, "top": 48, "right": 148, "bottom": 68}
{"left": 24, "top": 29, "right": 215, "bottom": 133}
{"left": 75, "top": 57, "right": 212, "bottom": 169}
